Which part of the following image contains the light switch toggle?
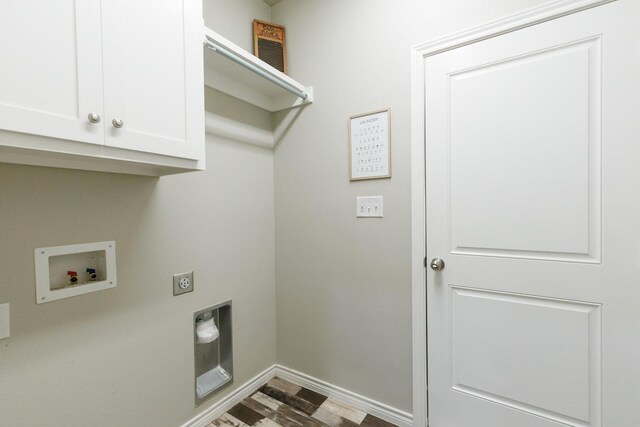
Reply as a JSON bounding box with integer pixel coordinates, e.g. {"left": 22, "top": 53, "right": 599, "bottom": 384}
{"left": 356, "top": 196, "right": 383, "bottom": 218}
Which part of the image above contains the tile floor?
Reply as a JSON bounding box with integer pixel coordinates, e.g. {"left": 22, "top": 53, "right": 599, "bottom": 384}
{"left": 209, "top": 377, "right": 397, "bottom": 427}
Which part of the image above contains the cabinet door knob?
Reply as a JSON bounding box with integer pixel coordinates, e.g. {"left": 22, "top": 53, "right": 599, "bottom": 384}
{"left": 87, "top": 113, "right": 101, "bottom": 124}
{"left": 112, "top": 118, "right": 124, "bottom": 128}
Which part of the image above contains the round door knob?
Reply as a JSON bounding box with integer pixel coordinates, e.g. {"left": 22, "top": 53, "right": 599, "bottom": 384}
{"left": 430, "top": 258, "right": 445, "bottom": 271}
{"left": 112, "top": 118, "right": 124, "bottom": 128}
{"left": 87, "top": 113, "right": 101, "bottom": 124}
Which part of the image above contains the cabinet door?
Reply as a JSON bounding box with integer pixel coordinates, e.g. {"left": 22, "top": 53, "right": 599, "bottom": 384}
{"left": 101, "top": 0, "right": 204, "bottom": 160}
{"left": 0, "top": 0, "right": 104, "bottom": 145}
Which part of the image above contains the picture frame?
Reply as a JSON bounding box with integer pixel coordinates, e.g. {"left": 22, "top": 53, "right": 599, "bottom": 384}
{"left": 349, "top": 109, "right": 391, "bottom": 181}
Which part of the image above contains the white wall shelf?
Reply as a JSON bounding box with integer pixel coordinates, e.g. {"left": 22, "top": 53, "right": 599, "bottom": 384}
{"left": 203, "top": 27, "right": 313, "bottom": 113}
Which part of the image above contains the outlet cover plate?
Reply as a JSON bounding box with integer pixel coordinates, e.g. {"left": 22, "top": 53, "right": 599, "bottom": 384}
{"left": 356, "top": 196, "right": 383, "bottom": 218}
{"left": 173, "top": 272, "right": 194, "bottom": 296}
{"left": 0, "top": 303, "right": 9, "bottom": 340}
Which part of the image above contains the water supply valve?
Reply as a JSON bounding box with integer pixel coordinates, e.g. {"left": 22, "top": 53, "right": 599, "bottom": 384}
{"left": 86, "top": 268, "right": 97, "bottom": 281}
{"left": 67, "top": 271, "right": 78, "bottom": 285}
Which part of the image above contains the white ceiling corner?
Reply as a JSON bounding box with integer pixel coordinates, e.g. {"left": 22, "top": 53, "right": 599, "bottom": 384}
{"left": 263, "top": 0, "right": 283, "bottom": 6}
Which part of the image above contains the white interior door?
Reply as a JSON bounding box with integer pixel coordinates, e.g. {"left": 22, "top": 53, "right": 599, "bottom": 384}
{"left": 0, "top": 0, "right": 104, "bottom": 145}
{"left": 101, "top": 0, "right": 204, "bottom": 160}
{"left": 424, "top": 1, "right": 640, "bottom": 426}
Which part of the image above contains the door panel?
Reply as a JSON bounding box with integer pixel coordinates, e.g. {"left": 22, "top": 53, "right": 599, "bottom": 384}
{"left": 425, "top": 1, "right": 640, "bottom": 426}
{"left": 451, "top": 287, "right": 600, "bottom": 424}
{"left": 449, "top": 38, "right": 600, "bottom": 262}
{"left": 101, "top": 0, "right": 204, "bottom": 160}
{"left": 0, "top": 0, "right": 104, "bottom": 144}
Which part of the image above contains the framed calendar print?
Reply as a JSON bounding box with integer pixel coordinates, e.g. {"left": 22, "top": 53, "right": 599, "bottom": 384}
{"left": 349, "top": 109, "right": 391, "bottom": 180}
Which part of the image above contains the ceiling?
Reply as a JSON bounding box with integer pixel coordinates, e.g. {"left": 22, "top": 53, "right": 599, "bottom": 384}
{"left": 263, "top": 0, "right": 283, "bottom": 6}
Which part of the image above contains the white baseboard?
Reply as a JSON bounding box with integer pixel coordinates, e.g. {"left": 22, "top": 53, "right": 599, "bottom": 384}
{"left": 181, "top": 364, "right": 413, "bottom": 427}
{"left": 180, "top": 364, "right": 277, "bottom": 427}
{"left": 274, "top": 365, "right": 413, "bottom": 427}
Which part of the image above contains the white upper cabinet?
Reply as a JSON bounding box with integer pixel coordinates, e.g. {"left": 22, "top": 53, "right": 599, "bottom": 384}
{"left": 0, "top": 0, "right": 205, "bottom": 176}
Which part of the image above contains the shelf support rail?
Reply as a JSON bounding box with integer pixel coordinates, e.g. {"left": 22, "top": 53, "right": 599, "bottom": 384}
{"left": 204, "top": 36, "right": 309, "bottom": 101}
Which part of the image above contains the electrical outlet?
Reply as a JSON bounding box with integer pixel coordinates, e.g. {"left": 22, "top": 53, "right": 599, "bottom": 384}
{"left": 173, "top": 272, "right": 194, "bottom": 296}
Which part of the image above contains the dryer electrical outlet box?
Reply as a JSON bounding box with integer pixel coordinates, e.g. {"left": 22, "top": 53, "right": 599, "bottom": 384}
{"left": 173, "top": 272, "right": 194, "bottom": 296}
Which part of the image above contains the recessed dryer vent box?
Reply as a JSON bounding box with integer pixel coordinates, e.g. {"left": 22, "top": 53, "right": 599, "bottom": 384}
{"left": 34, "top": 241, "right": 117, "bottom": 304}
{"left": 194, "top": 300, "right": 233, "bottom": 406}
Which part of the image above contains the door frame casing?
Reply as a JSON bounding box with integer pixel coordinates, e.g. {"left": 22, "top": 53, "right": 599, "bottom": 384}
{"left": 409, "top": 1, "right": 616, "bottom": 425}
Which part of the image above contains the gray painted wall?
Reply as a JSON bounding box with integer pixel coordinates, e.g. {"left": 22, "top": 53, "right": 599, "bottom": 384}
{"left": 204, "top": 0, "right": 271, "bottom": 52}
{"left": 0, "top": 0, "right": 561, "bottom": 425}
{"left": 0, "top": 1, "right": 276, "bottom": 426}
{"left": 271, "top": 0, "right": 548, "bottom": 412}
